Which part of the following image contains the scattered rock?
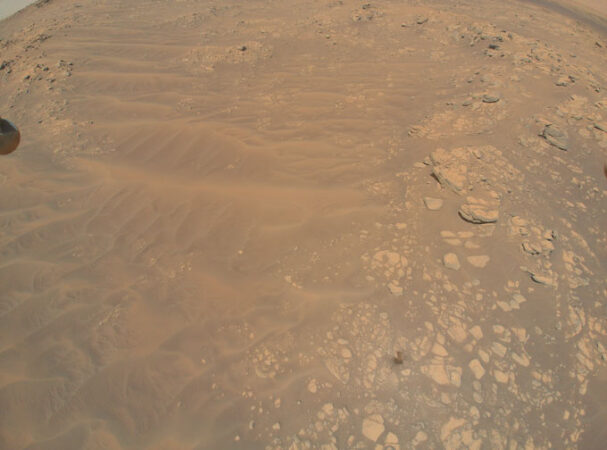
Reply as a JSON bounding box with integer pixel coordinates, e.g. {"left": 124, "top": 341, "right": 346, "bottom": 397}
{"left": 491, "top": 342, "right": 507, "bottom": 358}
{"left": 527, "top": 270, "right": 556, "bottom": 287}
{"left": 440, "top": 417, "right": 466, "bottom": 442}
{"left": 493, "top": 370, "right": 509, "bottom": 383}
{"left": 416, "top": 16, "right": 429, "bottom": 25}
{"left": 448, "top": 322, "right": 468, "bottom": 343}
{"left": 385, "top": 432, "right": 399, "bottom": 447}
{"left": 421, "top": 363, "right": 450, "bottom": 385}
{"left": 307, "top": 378, "right": 318, "bottom": 393}
{"left": 482, "top": 94, "right": 500, "bottom": 103}
{"left": 512, "top": 293, "right": 527, "bottom": 305}
{"left": 594, "top": 121, "right": 607, "bottom": 133}
{"left": 432, "top": 342, "right": 449, "bottom": 357}
{"left": 469, "top": 325, "right": 483, "bottom": 340}
{"left": 394, "top": 351, "right": 404, "bottom": 364}
{"left": 443, "top": 253, "right": 461, "bottom": 270}
{"left": 459, "top": 198, "right": 499, "bottom": 224}
{"left": 423, "top": 197, "right": 443, "bottom": 210}
{"left": 388, "top": 282, "right": 403, "bottom": 296}
{"left": 430, "top": 148, "right": 468, "bottom": 192}
{"left": 512, "top": 352, "right": 530, "bottom": 367}
{"left": 362, "top": 414, "right": 385, "bottom": 442}
{"left": 542, "top": 124, "right": 568, "bottom": 150}
{"left": 497, "top": 293, "right": 527, "bottom": 312}
{"left": 467, "top": 255, "right": 490, "bottom": 268}
{"left": 413, "top": 431, "right": 428, "bottom": 445}
{"left": 468, "top": 359, "right": 486, "bottom": 379}
{"left": 521, "top": 241, "right": 541, "bottom": 255}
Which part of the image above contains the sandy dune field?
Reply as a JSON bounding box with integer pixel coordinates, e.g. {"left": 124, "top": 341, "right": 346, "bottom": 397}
{"left": 1, "top": 0, "right": 606, "bottom": 448}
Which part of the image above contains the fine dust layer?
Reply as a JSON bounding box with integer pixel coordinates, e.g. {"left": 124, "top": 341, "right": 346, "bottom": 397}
{"left": 0, "top": 0, "right": 606, "bottom": 449}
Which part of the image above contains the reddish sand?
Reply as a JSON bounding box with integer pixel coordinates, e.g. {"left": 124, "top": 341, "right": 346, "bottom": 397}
{"left": 1, "top": 0, "right": 606, "bottom": 448}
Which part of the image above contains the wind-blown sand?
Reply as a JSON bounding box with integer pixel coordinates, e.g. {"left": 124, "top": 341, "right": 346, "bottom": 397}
{"left": 1, "top": 0, "right": 606, "bottom": 448}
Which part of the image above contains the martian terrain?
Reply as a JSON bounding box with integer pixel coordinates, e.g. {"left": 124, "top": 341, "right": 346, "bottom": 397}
{"left": 1, "top": 0, "right": 606, "bottom": 448}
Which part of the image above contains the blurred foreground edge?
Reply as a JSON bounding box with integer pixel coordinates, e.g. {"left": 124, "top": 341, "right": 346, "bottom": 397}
{"left": 0, "top": 118, "right": 21, "bottom": 155}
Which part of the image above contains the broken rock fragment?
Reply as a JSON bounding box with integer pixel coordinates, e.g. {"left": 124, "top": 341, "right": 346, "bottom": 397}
{"left": 443, "top": 253, "right": 461, "bottom": 270}
{"left": 459, "top": 196, "right": 499, "bottom": 224}
{"left": 430, "top": 147, "right": 468, "bottom": 192}
{"left": 467, "top": 255, "right": 490, "bottom": 268}
{"left": 362, "top": 414, "right": 385, "bottom": 442}
{"left": 542, "top": 124, "right": 568, "bottom": 150}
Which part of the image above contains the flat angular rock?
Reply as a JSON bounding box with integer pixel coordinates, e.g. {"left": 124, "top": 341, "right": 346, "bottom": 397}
{"left": 542, "top": 124, "right": 568, "bottom": 150}
{"left": 385, "top": 432, "right": 399, "bottom": 447}
{"left": 362, "top": 414, "right": 385, "bottom": 442}
{"left": 523, "top": 267, "right": 557, "bottom": 287}
{"left": 440, "top": 417, "right": 467, "bottom": 442}
{"left": 469, "top": 359, "right": 485, "bottom": 379}
{"left": 467, "top": 255, "right": 490, "bottom": 268}
{"left": 530, "top": 272, "right": 556, "bottom": 287}
{"left": 433, "top": 166, "right": 467, "bottom": 192}
{"left": 421, "top": 363, "right": 450, "bottom": 385}
{"left": 459, "top": 201, "right": 498, "bottom": 224}
{"left": 388, "top": 282, "right": 403, "bottom": 296}
{"left": 522, "top": 241, "right": 541, "bottom": 255}
{"left": 443, "top": 253, "right": 461, "bottom": 270}
{"left": 430, "top": 148, "right": 468, "bottom": 192}
{"left": 494, "top": 370, "right": 509, "bottom": 383}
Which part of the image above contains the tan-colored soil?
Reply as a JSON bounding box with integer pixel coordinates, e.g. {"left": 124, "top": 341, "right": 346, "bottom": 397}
{"left": 1, "top": 0, "right": 606, "bottom": 448}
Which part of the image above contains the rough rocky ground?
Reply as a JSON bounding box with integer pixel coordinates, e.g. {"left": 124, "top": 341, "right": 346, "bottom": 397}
{"left": 1, "top": 0, "right": 606, "bottom": 449}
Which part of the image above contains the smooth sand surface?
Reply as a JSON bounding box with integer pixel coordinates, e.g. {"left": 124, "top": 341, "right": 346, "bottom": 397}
{"left": 1, "top": 0, "right": 606, "bottom": 449}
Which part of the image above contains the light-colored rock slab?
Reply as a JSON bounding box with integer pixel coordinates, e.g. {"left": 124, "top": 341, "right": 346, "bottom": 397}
{"left": 362, "top": 414, "right": 385, "bottom": 442}
{"left": 421, "top": 363, "right": 451, "bottom": 385}
{"left": 467, "top": 255, "right": 490, "bottom": 268}
{"left": 469, "top": 359, "right": 486, "bottom": 379}
{"left": 440, "top": 417, "right": 467, "bottom": 442}
{"left": 423, "top": 197, "right": 444, "bottom": 210}
{"left": 385, "top": 432, "right": 399, "bottom": 447}
{"left": 412, "top": 431, "right": 428, "bottom": 446}
{"left": 432, "top": 343, "right": 449, "bottom": 357}
{"left": 459, "top": 201, "right": 498, "bottom": 224}
{"left": 491, "top": 342, "right": 507, "bottom": 358}
{"left": 443, "top": 253, "right": 461, "bottom": 270}
{"left": 388, "top": 282, "right": 403, "bottom": 296}
{"left": 430, "top": 148, "right": 468, "bottom": 192}
{"left": 494, "top": 369, "right": 509, "bottom": 383}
